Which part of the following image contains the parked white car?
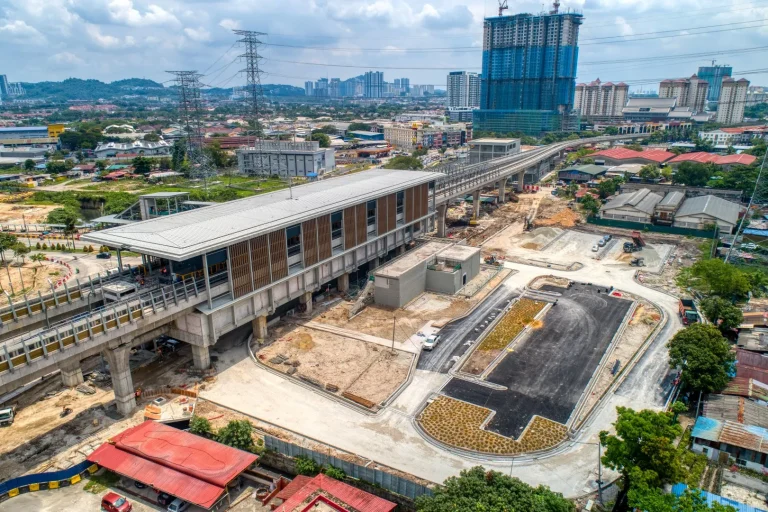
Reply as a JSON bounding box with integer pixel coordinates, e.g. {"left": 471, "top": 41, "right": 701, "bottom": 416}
{"left": 423, "top": 335, "right": 441, "bottom": 351}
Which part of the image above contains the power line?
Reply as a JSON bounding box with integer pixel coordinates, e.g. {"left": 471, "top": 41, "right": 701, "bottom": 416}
{"left": 201, "top": 43, "right": 237, "bottom": 75}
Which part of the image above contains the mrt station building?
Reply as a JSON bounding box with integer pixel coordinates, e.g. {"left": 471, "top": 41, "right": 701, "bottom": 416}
{"left": 83, "top": 170, "right": 440, "bottom": 366}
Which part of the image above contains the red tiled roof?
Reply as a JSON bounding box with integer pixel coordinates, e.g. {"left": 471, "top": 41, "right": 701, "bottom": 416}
{"left": 275, "top": 474, "right": 396, "bottom": 512}
{"left": 668, "top": 152, "right": 757, "bottom": 166}
{"left": 592, "top": 147, "right": 675, "bottom": 163}
{"left": 87, "top": 421, "right": 258, "bottom": 509}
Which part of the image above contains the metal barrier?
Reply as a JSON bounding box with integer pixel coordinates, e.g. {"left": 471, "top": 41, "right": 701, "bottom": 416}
{"left": 264, "top": 435, "right": 433, "bottom": 500}
{"left": 0, "top": 272, "right": 229, "bottom": 374}
{"left": 0, "top": 460, "right": 98, "bottom": 502}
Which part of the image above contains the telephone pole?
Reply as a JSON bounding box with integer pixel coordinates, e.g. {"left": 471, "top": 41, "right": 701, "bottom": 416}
{"left": 166, "top": 70, "right": 216, "bottom": 194}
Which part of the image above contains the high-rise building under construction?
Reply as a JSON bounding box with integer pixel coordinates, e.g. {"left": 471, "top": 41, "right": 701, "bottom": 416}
{"left": 474, "top": 5, "right": 583, "bottom": 135}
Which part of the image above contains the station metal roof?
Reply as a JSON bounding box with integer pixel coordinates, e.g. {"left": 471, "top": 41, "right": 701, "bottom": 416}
{"left": 83, "top": 169, "right": 441, "bottom": 260}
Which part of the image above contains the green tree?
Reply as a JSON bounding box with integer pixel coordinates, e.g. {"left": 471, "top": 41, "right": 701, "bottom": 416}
{"left": 383, "top": 156, "right": 423, "bottom": 170}
{"left": 600, "top": 407, "right": 684, "bottom": 512}
{"left": 95, "top": 160, "right": 107, "bottom": 171}
{"left": 46, "top": 160, "right": 68, "bottom": 174}
{"left": 204, "top": 140, "right": 229, "bottom": 168}
{"left": 603, "top": 126, "right": 619, "bottom": 135}
{"left": 667, "top": 323, "right": 734, "bottom": 394}
{"left": 625, "top": 143, "right": 644, "bottom": 152}
{"left": 580, "top": 194, "right": 600, "bottom": 216}
{"left": 157, "top": 157, "right": 172, "bottom": 170}
{"left": 565, "top": 182, "right": 579, "bottom": 198}
{"left": 216, "top": 419, "right": 255, "bottom": 451}
{"left": 673, "top": 162, "right": 714, "bottom": 187}
{"left": 412, "top": 147, "right": 428, "bottom": 157}
{"left": 638, "top": 164, "right": 661, "bottom": 181}
{"left": 630, "top": 483, "right": 736, "bottom": 512}
{"left": 171, "top": 139, "right": 186, "bottom": 171}
{"left": 0, "top": 233, "right": 17, "bottom": 266}
{"left": 24, "top": 159, "right": 35, "bottom": 171}
{"left": 415, "top": 467, "right": 574, "bottom": 512}
{"left": 143, "top": 132, "right": 161, "bottom": 142}
{"left": 310, "top": 132, "right": 331, "bottom": 148}
{"left": 686, "top": 259, "right": 751, "bottom": 298}
{"left": 700, "top": 297, "right": 744, "bottom": 332}
{"left": 693, "top": 137, "right": 714, "bottom": 152}
{"left": 189, "top": 416, "right": 213, "bottom": 437}
{"left": 13, "top": 243, "right": 30, "bottom": 265}
{"left": 597, "top": 179, "right": 619, "bottom": 199}
{"left": 347, "top": 122, "right": 372, "bottom": 132}
{"left": 316, "top": 125, "right": 337, "bottom": 135}
{"left": 30, "top": 253, "right": 46, "bottom": 267}
{"left": 131, "top": 156, "right": 153, "bottom": 175}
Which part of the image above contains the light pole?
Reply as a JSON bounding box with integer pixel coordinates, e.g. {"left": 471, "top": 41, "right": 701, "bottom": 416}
{"left": 570, "top": 440, "right": 603, "bottom": 506}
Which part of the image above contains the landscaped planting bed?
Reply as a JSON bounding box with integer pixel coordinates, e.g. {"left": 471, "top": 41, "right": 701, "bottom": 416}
{"left": 461, "top": 298, "right": 547, "bottom": 375}
{"left": 418, "top": 395, "right": 568, "bottom": 455}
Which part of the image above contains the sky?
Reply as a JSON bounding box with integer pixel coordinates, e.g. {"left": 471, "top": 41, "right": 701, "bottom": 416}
{"left": 2, "top": 0, "right": 768, "bottom": 91}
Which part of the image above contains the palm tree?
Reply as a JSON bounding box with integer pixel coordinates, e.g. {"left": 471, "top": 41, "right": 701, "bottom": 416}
{"left": 12, "top": 244, "right": 29, "bottom": 290}
{"left": 30, "top": 253, "right": 46, "bottom": 267}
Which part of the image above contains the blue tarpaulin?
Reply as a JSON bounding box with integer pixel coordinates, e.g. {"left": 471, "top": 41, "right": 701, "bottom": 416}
{"left": 672, "top": 483, "right": 768, "bottom": 512}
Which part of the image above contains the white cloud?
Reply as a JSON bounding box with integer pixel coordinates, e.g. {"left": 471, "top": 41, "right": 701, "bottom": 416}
{"left": 0, "top": 19, "right": 45, "bottom": 42}
{"left": 184, "top": 26, "right": 211, "bottom": 42}
{"left": 86, "top": 24, "right": 134, "bottom": 49}
{"left": 50, "top": 52, "right": 85, "bottom": 65}
{"left": 614, "top": 16, "right": 633, "bottom": 36}
{"left": 219, "top": 18, "right": 240, "bottom": 30}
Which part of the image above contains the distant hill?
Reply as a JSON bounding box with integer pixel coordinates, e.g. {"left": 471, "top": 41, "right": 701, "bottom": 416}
{"left": 19, "top": 78, "right": 305, "bottom": 101}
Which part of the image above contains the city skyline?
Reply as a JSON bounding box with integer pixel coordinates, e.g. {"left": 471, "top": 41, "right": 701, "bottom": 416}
{"left": 2, "top": 0, "right": 767, "bottom": 90}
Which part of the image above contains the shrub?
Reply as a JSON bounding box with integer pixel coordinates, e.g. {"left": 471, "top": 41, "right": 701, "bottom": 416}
{"left": 295, "top": 455, "right": 320, "bottom": 476}
{"left": 35, "top": 242, "right": 41, "bottom": 249}
{"left": 322, "top": 465, "right": 346, "bottom": 480}
{"left": 189, "top": 416, "right": 213, "bottom": 437}
{"left": 42, "top": 243, "right": 48, "bottom": 250}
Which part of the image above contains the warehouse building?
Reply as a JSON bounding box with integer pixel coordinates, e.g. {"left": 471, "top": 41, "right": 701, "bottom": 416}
{"left": 599, "top": 188, "right": 663, "bottom": 223}
{"left": 672, "top": 195, "right": 742, "bottom": 234}
{"left": 557, "top": 164, "right": 607, "bottom": 183}
{"left": 374, "top": 241, "right": 481, "bottom": 308}
{"left": 592, "top": 147, "right": 675, "bottom": 166}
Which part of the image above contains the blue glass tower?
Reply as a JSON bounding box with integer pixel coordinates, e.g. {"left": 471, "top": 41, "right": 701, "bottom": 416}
{"left": 475, "top": 10, "right": 583, "bottom": 135}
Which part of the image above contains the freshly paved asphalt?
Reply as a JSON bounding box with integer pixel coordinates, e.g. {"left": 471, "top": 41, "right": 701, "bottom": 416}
{"left": 443, "top": 283, "right": 632, "bottom": 438}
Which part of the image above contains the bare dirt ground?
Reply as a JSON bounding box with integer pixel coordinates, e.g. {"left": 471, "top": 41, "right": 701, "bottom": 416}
{"left": 635, "top": 239, "right": 702, "bottom": 296}
{"left": 314, "top": 269, "right": 512, "bottom": 342}
{"left": 534, "top": 197, "right": 583, "bottom": 228}
{"left": 720, "top": 483, "right": 768, "bottom": 509}
{"left": 0, "top": 204, "right": 56, "bottom": 225}
{"left": 0, "top": 260, "right": 70, "bottom": 298}
{"left": 575, "top": 297, "right": 661, "bottom": 426}
{"left": 0, "top": 347, "right": 203, "bottom": 481}
{"left": 256, "top": 326, "right": 412, "bottom": 404}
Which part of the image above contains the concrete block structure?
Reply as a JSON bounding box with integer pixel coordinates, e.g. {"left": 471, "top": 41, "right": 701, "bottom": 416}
{"left": 374, "top": 242, "right": 481, "bottom": 308}
{"left": 236, "top": 140, "right": 335, "bottom": 177}
{"left": 469, "top": 138, "right": 521, "bottom": 164}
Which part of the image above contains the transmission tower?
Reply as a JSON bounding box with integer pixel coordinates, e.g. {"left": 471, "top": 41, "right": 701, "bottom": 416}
{"left": 166, "top": 70, "right": 216, "bottom": 194}
{"left": 234, "top": 30, "right": 271, "bottom": 176}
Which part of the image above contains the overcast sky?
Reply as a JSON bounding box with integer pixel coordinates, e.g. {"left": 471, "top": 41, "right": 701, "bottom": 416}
{"left": 2, "top": 0, "right": 768, "bottom": 91}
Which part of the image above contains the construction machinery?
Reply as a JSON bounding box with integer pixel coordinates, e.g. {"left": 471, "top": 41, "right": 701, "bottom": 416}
{"left": 0, "top": 405, "right": 15, "bottom": 426}
{"left": 679, "top": 298, "right": 699, "bottom": 325}
{"left": 623, "top": 242, "right": 641, "bottom": 253}
{"left": 630, "top": 257, "right": 645, "bottom": 267}
{"left": 484, "top": 254, "right": 502, "bottom": 266}
{"left": 631, "top": 230, "right": 646, "bottom": 248}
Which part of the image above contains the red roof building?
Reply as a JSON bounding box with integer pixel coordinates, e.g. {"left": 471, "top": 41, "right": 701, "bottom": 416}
{"left": 592, "top": 147, "right": 675, "bottom": 164}
{"left": 274, "top": 474, "right": 396, "bottom": 512}
{"left": 667, "top": 152, "right": 757, "bottom": 167}
{"left": 87, "top": 421, "right": 258, "bottom": 509}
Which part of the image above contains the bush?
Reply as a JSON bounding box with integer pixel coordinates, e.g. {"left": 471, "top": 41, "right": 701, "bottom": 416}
{"left": 295, "top": 455, "right": 320, "bottom": 476}
{"left": 189, "top": 416, "right": 213, "bottom": 437}
{"left": 35, "top": 242, "right": 41, "bottom": 249}
{"left": 322, "top": 465, "right": 346, "bottom": 480}
{"left": 215, "top": 419, "right": 255, "bottom": 451}
{"left": 42, "top": 243, "right": 48, "bottom": 250}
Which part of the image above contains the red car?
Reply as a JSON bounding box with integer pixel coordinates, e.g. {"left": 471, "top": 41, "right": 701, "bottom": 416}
{"left": 101, "top": 492, "right": 133, "bottom": 512}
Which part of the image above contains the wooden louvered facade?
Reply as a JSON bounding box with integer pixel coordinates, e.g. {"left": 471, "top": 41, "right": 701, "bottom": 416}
{"left": 250, "top": 235, "right": 271, "bottom": 289}
{"left": 229, "top": 241, "right": 253, "bottom": 299}
{"left": 387, "top": 194, "right": 396, "bottom": 232}
{"left": 269, "top": 230, "right": 288, "bottom": 280}
{"left": 302, "top": 219, "right": 319, "bottom": 267}
{"left": 317, "top": 215, "right": 332, "bottom": 261}
{"left": 405, "top": 187, "right": 415, "bottom": 223}
{"left": 377, "top": 196, "right": 388, "bottom": 234}
{"left": 356, "top": 204, "right": 367, "bottom": 243}
{"left": 220, "top": 179, "right": 434, "bottom": 301}
{"left": 343, "top": 206, "right": 357, "bottom": 250}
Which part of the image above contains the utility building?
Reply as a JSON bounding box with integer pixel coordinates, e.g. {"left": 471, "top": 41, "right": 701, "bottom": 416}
{"left": 236, "top": 140, "right": 335, "bottom": 177}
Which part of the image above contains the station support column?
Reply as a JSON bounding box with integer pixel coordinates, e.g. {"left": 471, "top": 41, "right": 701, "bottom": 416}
{"left": 436, "top": 203, "right": 448, "bottom": 238}
{"left": 472, "top": 190, "right": 481, "bottom": 219}
{"left": 498, "top": 179, "right": 506, "bottom": 204}
{"left": 300, "top": 291, "right": 313, "bottom": 314}
{"left": 103, "top": 346, "right": 136, "bottom": 417}
{"left": 191, "top": 345, "right": 211, "bottom": 370}
{"left": 59, "top": 360, "right": 84, "bottom": 387}
{"left": 253, "top": 315, "right": 268, "bottom": 340}
{"left": 338, "top": 273, "right": 350, "bottom": 293}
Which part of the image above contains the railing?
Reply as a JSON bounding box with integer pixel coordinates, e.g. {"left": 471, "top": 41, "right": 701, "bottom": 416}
{"left": 0, "top": 272, "right": 229, "bottom": 374}
{"left": 0, "top": 266, "right": 143, "bottom": 327}
{"left": 434, "top": 133, "right": 650, "bottom": 200}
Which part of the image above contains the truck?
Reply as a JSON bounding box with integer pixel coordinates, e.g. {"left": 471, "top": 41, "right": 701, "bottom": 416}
{"left": 679, "top": 298, "right": 699, "bottom": 325}
{"left": 631, "top": 230, "right": 646, "bottom": 248}
{"left": 0, "top": 405, "right": 16, "bottom": 426}
{"left": 623, "top": 241, "right": 641, "bottom": 253}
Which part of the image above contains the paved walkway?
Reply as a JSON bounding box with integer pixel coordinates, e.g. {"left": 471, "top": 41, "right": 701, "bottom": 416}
{"left": 202, "top": 250, "right": 681, "bottom": 498}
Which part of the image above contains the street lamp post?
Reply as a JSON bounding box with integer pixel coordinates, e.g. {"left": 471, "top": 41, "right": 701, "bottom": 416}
{"left": 570, "top": 440, "right": 603, "bottom": 506}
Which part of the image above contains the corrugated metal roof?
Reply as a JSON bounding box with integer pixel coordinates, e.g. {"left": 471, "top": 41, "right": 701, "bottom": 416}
{"left": 88, "top": 443, "right": 225, "bottom": 509}
{"left": 676, "top": 195, "right": 741, "bottom": 225}
{"left": 724, "top": 378, "right": 768, "bottom": 402}
{"left": 83, "top": 169, "right": 441, "bottom": 260}
{"left": 672, "top": 483, "right": 768, "bottom": 512}
{"left": 560, "top": 164, "right": 607, "bottom": 176}
{"left": 87, "top": 421, "right": 257, "bottom": 508}
{"left": 703, "top": 395, "right": 768, "bottom": 429}
{"left": 600, "top": 188, "right": 663, "bottom": 215}
{"left": 668, "top": 152, "right": 757, "bottom": 166}
{"left": 592, "top": 147, "right": 675, "bottom": 163}
{"left": 658, "top": 191, "right": 685, "bottom": 207}
{"left": 275, "top": 476, "right": 313, "bottom": 501}
{"left": 275, "top": 474, "right": 396, "bottom": 512}
{"left": 692, "top": 416, "right": 768, "bottom": 454}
